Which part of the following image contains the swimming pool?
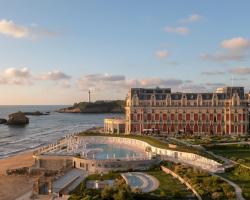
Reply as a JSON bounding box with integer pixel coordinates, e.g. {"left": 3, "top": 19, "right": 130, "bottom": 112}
{"left": 121, "top": 172, "right": 159, "bottom": 193}
{"left": 85, "top": 143, "right": 141, "bottom": 160}
{"left": 126, "top": 174, "right": 143, "bottom": 187}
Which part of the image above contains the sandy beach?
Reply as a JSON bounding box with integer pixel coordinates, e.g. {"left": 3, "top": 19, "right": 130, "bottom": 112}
{"left": 0, "top": 151, "right": 36, "bottom": 200}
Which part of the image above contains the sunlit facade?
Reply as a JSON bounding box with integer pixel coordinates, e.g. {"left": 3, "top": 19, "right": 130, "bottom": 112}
{"left": 125, "top": 87, "right": 250, "bottom": 135}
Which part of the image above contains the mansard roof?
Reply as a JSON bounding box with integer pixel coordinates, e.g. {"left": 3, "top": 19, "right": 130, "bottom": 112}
{"left": 130, "top": 88, "right": 245, "bottom": 100}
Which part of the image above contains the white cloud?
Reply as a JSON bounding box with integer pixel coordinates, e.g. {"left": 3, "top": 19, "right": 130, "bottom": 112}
{"left": 0, "top": 67, "right": 32, "bottom": 85}
{"left": 179, "top": 84, "right": 207, "bottom": 92}
{"left": 229, "top": 67, "right": 250, "bottom": 75}
{"left": 155, "top": 50, "right": 170, "bottom": 59}
{"left": 0, "top": 19, "right": 58, "bottom": 39}
{"left": 77, "top": 74, "right": 185, "bottom": 92}
{"left": 179, "top": 14, "right": 202, "bottom": 24}
{"left": 57, "top": 80, "right": 72, "bottom": 88}
{"left": 200, "top": 51, "right": 247, "bottom": 62}
{"left": 201, "top": 70, "right": 226, "bottom": 75}
{"left": 38, "top": 70, "right": 71, "bottom": 81}
{"left": 221, "top": 37, "right": 250, "bottom": 50}
{"left": 0, "top": 19, "right": 29, "bottom": 38}
{"left": 4, "top": 67, "right": 31, "bottom": 78}
{"left": 84, "top": 74, "right": 125, "bottom": 82}
{"left": 139, "top": 78, "right": 183, "bottom": 87}
{"left": 206, "top": 82, "right": 226, "bottom": 88}
{"left": 202, "top": 37, "right": 250, "bottom": 63}
{"left": 164, "top": 26, "right": 189, "bottom": 35}
{"left": 168, "top": 61, "right": 179, "bottom": 66}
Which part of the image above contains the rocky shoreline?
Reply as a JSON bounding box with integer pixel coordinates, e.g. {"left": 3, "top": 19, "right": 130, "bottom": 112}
{"left": 0, "top": 111, "right": 50, "bottom": 126}
{"left": 57, "top": 100, "right": 125, "bottom": 114}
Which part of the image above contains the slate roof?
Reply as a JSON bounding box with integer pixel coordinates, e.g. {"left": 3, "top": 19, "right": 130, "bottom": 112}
{"left": 130, "top": 87, "right": 245, "bottom": 100}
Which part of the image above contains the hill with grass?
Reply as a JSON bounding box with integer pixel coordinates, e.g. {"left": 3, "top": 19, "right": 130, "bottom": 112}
{"left": 57, "top": 100, "right": 125, "bottom": 113}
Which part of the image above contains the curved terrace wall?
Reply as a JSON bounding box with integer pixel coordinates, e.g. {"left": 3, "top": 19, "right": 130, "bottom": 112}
{"left": 81, "top": 136, "right": 223, "bottom": 172}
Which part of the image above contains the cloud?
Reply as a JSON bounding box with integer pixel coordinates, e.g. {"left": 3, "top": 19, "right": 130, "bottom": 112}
{"left": 221, "top": 37, "right": 250, "bottom": 50}
{"left": 57, "top": 80, "right": 72, "bottom": 88}
{"left": 0, "top": 19, "right": 29, "bottom": 38}
{"left": 0, "top": 19, "right": 58, "bottom": 39}
{"left": 168, "top": 61, "right": 179, "bottom": 66}
{"left": 0, "top": 67, "right": 32, "bottom": 85}
{"left": 155, "top": 50, "right": 170, "bottom": 59}
{"left": 77, "top": 73, "right": 184, "bottom": 92}
{"left": 205, "top": 82, "right": 226, "bottom": 88}
{"left": 201, "top": 70, "right": 226, "bottom": 75}
{"left": 38, "top": 70, "right": 71, "bottom": 81}
{"left": 200, "top": 51, "right": 246, "bottom": 62}
{"left": 179, "top": 14, "right": 202, "bottom": 24}
{"left": 164, "top": 26, "right": 189, "bottom": 35}
{"left": 201, "top": 37, "right": 250, "bottom": 63}
{"left": 229, "top": 67, "right": 250, "bottom": 75}
{"left": 179, "top": 84, "right": 207, "bottom": 92}
{"left": 4, "top": 67, "right": 31, "bottom": 78}
{"left": 77, "top": 74, "right": 127, "bottom": 91}
{"left": 83, "top": 74, "right": 125, "bottom": 82}
{"left": 139, "top": 78, "right": 183, "bottom": 87}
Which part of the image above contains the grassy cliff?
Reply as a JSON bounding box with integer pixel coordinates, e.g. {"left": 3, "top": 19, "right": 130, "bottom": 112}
{"left": 58, "top": 100, "right": 125, "bottom": 113}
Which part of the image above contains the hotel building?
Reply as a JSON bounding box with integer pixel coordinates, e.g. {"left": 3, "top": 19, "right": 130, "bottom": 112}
{"left": 125, "top": 87, "right": 250, "bottom": 135}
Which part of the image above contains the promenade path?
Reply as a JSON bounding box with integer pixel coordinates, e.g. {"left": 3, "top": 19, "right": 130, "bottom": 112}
{"left": 211, "top": 173, "right": 245, "bottom": 200}
{"left": 171, "top": 137, "right": 246, "bottom": 200}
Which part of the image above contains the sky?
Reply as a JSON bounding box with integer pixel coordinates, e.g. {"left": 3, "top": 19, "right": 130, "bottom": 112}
{"left": 0, "top": 0, "right": 250, "bottom": 105}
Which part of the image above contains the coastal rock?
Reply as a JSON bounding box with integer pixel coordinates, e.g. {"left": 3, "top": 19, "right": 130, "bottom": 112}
{"left": 57, "top": 107, "right": 81, "bottom": 113}
{"left": 23, "top": 111, "right": 50, "bottom": 116}
{"left": 0, "top": 118, "right": 7, "bottom": 124}
{"left": 7, "top": 112, "right": 29, "bottom": 125}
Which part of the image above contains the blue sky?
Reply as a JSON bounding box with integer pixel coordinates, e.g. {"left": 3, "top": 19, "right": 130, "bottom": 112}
{"left": 0, "top": 0, "right": 250, "bottom": 104}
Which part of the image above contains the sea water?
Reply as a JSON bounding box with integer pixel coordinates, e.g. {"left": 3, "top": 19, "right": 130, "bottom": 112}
{"left": 0, "top": 105, "right": 122, "bottom": 159}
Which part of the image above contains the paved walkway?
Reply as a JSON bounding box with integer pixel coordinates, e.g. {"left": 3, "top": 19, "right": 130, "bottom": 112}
{"left": 212, "top": 173, "right": 245, "bottom": 200}
{"left": 169, "top": 137, "right": 246, "bottom": 200}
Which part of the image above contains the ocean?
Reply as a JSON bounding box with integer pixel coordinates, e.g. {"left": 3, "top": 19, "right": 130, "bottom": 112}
{"left": 0, "top": 105, "right": 122, "bottom": 159}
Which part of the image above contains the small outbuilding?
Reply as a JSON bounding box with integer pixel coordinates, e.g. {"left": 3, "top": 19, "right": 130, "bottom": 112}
{"left": 104, "top": 118, "right": 126, "bottom": 134}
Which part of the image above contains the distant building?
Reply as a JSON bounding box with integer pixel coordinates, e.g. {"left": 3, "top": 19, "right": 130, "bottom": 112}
{"left": 125, "top": 87, "right": 250, "bottom": 135}
{"left": 104, "top": 118, "right": 126, "bottom": 134}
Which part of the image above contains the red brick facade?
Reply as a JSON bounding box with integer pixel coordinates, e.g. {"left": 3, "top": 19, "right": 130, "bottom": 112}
{"left": 125, "top": 87, "right": 249, "bottom": 135}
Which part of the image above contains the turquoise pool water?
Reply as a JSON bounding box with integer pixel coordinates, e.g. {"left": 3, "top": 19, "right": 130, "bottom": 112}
{"left": 126, "top": 175, "right": 143, "bottom": 187}
{"left": 86, "top": 143, "right": 140, "bottom": 160}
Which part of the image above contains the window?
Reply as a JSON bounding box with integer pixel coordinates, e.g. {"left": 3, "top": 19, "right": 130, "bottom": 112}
{"left": 194, "top": 113, "right": 198, "bottom": 121}
{"left": 171, "top": 114, "right": 175, "bottom": 121}
{"left": 155, "top": 113, "right": 160, "bottom": 121}
{"left": 147, "top": 114, "right": 151, "bottom": 121}
{"left": 178, "top": 114, "right": 182, "bottom": 121}
{"left": 217, "top": 114, "right": 221, "bottom": 121}
{"left": 210, "top": 114, "right": 213, "bottom": 121}
{"left": 80, "top": 163, "right": 84, "bottom": 168}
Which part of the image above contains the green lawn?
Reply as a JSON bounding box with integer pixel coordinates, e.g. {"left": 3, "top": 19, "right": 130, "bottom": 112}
{"left": 162, "top": 162, "right": 236, "bottom": 200}
{"left": 85, "top": 171, "right": 121, "bottom": 181}
{"left": 177, "top": 135, "right": 249, "bottom": 145}
{"left": 70, "top": 169, "right": 197, "bottom": 200}
{"left": 222, "top": 165, "right": 250, "bottom": 200}
{"left": 199, "top": 143, "right": 250, "bottom": 199}
{"left": 205, "top": 144, "right": 250, "bottom": 167}
{"left": 147, "top": 170, "right": 196, "bottom": 199}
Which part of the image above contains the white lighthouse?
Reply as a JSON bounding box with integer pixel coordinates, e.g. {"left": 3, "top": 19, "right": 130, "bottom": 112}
{"left": 88, "top": 90, "right": 91, "bottom": 102}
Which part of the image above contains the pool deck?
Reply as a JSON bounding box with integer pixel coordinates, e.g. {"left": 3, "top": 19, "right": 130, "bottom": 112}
{"left": 52, "top": 168, "right": 88, "bottom": 194}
